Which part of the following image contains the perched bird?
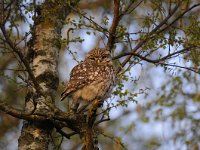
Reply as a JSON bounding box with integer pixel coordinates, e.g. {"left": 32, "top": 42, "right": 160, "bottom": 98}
{"left": 61, "top": 48, "right": 115, "bottom": 111}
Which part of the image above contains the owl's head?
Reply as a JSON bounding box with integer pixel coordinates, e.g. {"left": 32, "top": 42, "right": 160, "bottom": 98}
{"left": 85, "top": 48, "right": 111, "bottom": 64}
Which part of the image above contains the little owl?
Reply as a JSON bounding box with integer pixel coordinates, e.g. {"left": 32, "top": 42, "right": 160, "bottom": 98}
{"left": 61, "top": 48, "right": 115, "bottom": 111}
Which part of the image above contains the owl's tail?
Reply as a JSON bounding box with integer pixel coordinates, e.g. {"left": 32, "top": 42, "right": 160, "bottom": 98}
{"left": 60, "top": 92, "right": 67, "bottom": 101}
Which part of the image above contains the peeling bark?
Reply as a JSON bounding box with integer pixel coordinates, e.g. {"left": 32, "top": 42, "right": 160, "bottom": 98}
{"left": 18, "top": 121, "right": 53, "bottom": 150}
{"left": 18, "top": 1, "right": 80, "bottom": 149}
{"left": 18, "top": 16, "right": 59, "bottom": 150}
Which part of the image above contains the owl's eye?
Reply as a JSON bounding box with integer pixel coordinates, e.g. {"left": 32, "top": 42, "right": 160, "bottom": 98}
{"left": 102, "top": 56, "right": 107, "bottom": 59}
{"left": 90, "top": 57, "right": 96, "bottom": 61}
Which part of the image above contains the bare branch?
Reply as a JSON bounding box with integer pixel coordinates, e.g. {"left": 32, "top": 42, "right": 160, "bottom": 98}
{"left": 113, "top": 47, "right": 193, "bottom": 62}
{"left": 0, "top": 100, "right": 46, "bottom": 121}
{"left": 55, "top": 127, "right": 77, "bottom": 139}
{"left": 119, "top": 0, "right": 144, "bottom": 18}
{"left": 0, "top": 68, "right": 27, "bottom": 71}
{"left": 106, "top": 0, "right": 120, "bottom": 50}
{"left": 95, "top": 117, "right": 110, "bottom": 125}
{"left": 0, "top": 0, "right": 3, "bottom": 24}
{"left": 159, "top": 63, "right": 200, "bottom": 74}
{"left": 113, "top": 46, "right": 200, "bottom": 74}
{"left": 0, "top": 100, "right": 78, "bottom": 126}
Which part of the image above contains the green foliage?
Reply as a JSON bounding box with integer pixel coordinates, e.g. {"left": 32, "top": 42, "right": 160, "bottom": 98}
{"left": 103, "top": 15, "right": 109, "bottom": 26}
{"left": 185, "top": 15, "right": 200, "bottom": 46}
{"left": 146, "top": 137, "right": 161, "bottom": 150}
{"left": 1, "top": 0, "right": 200, "bottom": 149}
{"left": 171, "top": 106, "right": 186, "bottom": 120}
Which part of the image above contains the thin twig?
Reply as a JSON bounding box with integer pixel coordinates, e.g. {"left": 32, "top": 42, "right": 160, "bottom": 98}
{"left": 55, "top": 127, "right": 77, "bottom": 139}
{"left": 0, "top": 25, "right": 43, "bottom": 95}
{"left": 159, "top": 63, "right": 200, "bottom": 74}
{"left": 69, "top": 6, "right": 109, "bottom": 36}
{"left": 157, "top": 3, "right": 200, "bottom": 34}
{"left": 113, "top": 47, "right": 193, "bottom": 61}
{"left": 117, "top": 1, "right": 183, "bottom": 73}
{"left": 119, "top": 0, "right": 144, "bottom": 18}
{"left": 0, "top": 68, "right": 27, "bottom": 71}
{"left": 95, "top": 118, "right": 110, "bottom": 125}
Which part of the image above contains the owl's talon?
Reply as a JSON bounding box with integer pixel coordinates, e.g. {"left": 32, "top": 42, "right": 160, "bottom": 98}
{"left": 77, "top": 104, "right": 89, "bottom": 113}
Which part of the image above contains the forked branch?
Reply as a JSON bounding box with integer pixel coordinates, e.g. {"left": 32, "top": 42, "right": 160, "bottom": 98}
{"left": 117, "top": 2, "right": 200, "bottom": 73}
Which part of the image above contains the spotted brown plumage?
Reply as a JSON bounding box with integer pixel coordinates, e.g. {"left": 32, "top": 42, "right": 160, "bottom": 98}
{"left": 61, "top": 48, "right": 115, "bottom": 110}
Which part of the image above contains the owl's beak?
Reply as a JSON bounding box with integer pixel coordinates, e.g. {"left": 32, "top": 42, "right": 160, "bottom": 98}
{"left": 97, "top": 59, "right": 100, "bottom": 64}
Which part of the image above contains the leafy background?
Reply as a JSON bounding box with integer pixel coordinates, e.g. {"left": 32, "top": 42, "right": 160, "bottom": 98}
{"left": 0, "top": 0, "right": 199, "bottom": 149}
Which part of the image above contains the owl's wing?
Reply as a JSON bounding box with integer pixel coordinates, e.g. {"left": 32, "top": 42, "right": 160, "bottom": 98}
{"left": 60, "top": 62, "right": 95, "bottom": 101}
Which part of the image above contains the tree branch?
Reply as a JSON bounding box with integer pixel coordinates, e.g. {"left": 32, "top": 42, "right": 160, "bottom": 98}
{"left": 0, "top": 25, "right": 43, "bottom": 95}
{"left": 0, "top": 0, "right": 3, "bottom": 24}
{"left": 157, "top": 3, "right": 200, "bottom": 34}
{"left": 159, "top": 63, "right": 200, "bottom": 74}
{"left": 117, "top": 1, "right": 182, "bottom": 73}
{"left": 95, "top": 117, "right": 110, "bottom": 125}
{"left": 119, "top": 0, "right": 144, "bottom": 18}
{"left": 80, "top": 99, "right": 102, "bottom": 150}
{"left": 0, "top": 100, "right": 46, "bottom": 121}
{"left": 113, "top": 47, "right": 194, "bottom": 62}
{"left": 55, "top": 127, "right": 77, "bottom": 139}
{"left": 106, "top": 0, "right": 120, "bottom": 50}
{"left": 69, "top": 6, "right": 109, "bottom": 37}
{"left": 0, "top": 99, "right": 77, "bottom": 123}
{"left": 113, "top": 46, "right": 200, "bottom": 74}
{"left": 116, "top": 2, "right": 200, "bottom": 73}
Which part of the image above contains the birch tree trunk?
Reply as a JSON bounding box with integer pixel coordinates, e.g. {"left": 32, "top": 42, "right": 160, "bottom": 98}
{"left": 18, "top": 1, "right": 80, "bottom": 149}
